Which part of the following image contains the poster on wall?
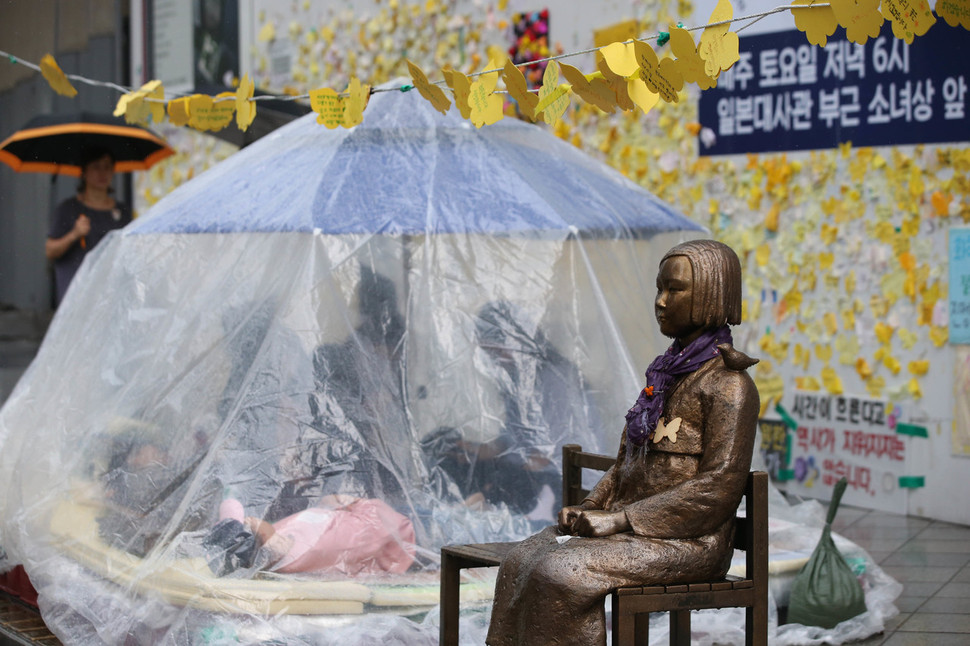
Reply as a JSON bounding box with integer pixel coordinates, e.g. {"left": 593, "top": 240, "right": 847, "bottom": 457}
{"left": 151, "top": 0, "right": 193, "bottom": 91}
{"left": 194, "top": 0, "right": 240, "bottom": 89}
{"left": 950, "top": 227, "right": 970, "bottom": 345}
{"left": 780, "top": 390, "right": 913, "bottom": 512}
{"left": 148, "top": 0, "right": 240, "bottom": 93}
{"left": 758, "top": 418, "right": 791, "bottom": 484}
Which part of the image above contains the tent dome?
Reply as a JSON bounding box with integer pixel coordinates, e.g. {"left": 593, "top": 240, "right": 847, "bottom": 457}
{"left": 0, "top": 83, "right": 701, "bottom": 644}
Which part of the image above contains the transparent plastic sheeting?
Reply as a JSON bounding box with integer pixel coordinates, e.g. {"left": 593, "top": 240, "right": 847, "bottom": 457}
{"left": 0, "top": 82, "right": 706, "bottom": 644}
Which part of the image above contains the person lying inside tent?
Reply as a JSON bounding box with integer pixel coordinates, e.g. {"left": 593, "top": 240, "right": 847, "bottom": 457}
{"left": 203, "top": 494, "right": 416, "bottom": 577}
{"left": 97, "top": 429, "right": 220, "bottom": 557}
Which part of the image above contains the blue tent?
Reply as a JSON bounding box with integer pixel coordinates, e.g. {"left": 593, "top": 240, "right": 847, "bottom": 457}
{"left": 131, "top": 83, "right": 700, "bottom": 236}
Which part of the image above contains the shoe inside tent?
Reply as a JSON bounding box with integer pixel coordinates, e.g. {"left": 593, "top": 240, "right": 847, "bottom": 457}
{"left": 0, "top": 83, "right": 707, "bottom": 644}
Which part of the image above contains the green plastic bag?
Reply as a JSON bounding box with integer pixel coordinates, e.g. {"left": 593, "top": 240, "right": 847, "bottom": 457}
{"left": 787, "top": 477, "right": 868, "bottom": 628}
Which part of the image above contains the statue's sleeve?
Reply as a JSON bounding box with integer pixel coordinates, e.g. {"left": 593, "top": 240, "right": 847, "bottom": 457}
{"left": 580, "top": 427, "right": 628, "bottom": 508}
{"left": 622, "top": 369, "right": 759, "bottom": 538}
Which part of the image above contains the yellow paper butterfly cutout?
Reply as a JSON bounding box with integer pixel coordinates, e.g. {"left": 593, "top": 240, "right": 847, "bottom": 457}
{"left": 235, "top": 75, "right": 257, "bottom": 131}
{"left": 830, "top": 0, "right": 885, "bottom": 45}
{"left": 535, "top": 63, "right": 570, "bottom": 125}
{"left": 791, "top": 0, "right": 839, "bottom": 46}
{"left": 406, "top": 60, "right": 451, "bottom": 115}
{"left": 653, "top": 417, "right": 682, "bottom": 443}
{"left": 698, "top": 0, "right": 741, "bottom": 78}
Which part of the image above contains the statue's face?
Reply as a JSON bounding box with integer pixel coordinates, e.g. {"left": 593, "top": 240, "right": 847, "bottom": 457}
{"left": 655, "top": 255, "right": 697, "bottom": 341}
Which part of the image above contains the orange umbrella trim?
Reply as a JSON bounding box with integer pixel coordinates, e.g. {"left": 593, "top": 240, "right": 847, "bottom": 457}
{"left": 0, "top": 122, "right": 174, "bottom": 175}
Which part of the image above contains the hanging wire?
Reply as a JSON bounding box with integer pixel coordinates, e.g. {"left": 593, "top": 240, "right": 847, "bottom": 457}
{"left": 1, "top": 3, "right": 831, "bottom": 103}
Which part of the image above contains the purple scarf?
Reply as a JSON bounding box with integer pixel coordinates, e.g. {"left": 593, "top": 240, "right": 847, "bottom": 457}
{"left": 625, "top": 325, "right": 733, "bottom": 446}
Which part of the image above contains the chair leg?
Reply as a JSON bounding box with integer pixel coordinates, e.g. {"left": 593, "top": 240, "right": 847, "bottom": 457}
{"left": 746, "top": 601, "right": 768, "bottom": 646}
{"left": 440, "top": 552, "right": 461, "bottom": 646}
{"left": 634, "top": 612, "right": 651, "bottom": 646}
{"left": 669, "top": 610, "right": 690, "bottom": 646}
{"left": 612, "top": 595, "right": 638, "bottom": 646}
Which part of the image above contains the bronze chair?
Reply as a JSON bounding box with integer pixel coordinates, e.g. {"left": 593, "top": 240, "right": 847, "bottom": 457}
{"left": 439, "top": 444, "right": 769, "bottom": 646}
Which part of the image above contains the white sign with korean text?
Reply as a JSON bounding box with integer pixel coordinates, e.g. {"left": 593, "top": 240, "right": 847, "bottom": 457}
{"left": 782, "top": 390, "right": 908, "bottom": 513}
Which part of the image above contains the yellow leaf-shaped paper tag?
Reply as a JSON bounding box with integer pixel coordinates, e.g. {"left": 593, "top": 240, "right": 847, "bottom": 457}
{"left": 668, "top": 28, "right": 717, "bottom": 90}
{"left": 343, "top": 77, "right": 370, "bottom": 127}
{"left": 210, "top": 92, "right": 236, "bottom": 130}
{"left": 698, "top": 0, "right": 741, "bottom": 77}
{"left": 830, "top": 0, "right": 885, "bottom": 45}
{"left": 600, "top": 41, "right": 640, "bottom": 78}
{"left": 626, "top": 77, "right": 660, "bottom": 115}
{"left": 443, "top": 68, "right": 473, "bottom": 119}
{"left": 821, "top": 366, "right": 844, "bottom": 394}
{"left": 908, "top": 359, "right": 929, "bottom": 375}
{"left": 755, "top": 376, "right": 784, "bottom": 416}
{"left": 874, "top": 322, "right": 895, "bottom": 345}
{"left": 188, "top": 93, "right": 235, "bottom": 131}
{"left": 468, "top": 62, "right": 504, "bottom": 128}
{"left": 536, "top": 62, "right": 569, "bottom": 124}
{"left": 815, "top": 344, "right": 833, "bottom": 362}
{"left": 142, "top": 85, "right": 166, "bottom": 125}
{"left": 633, "top": 39, "right": 684, "bottom": 103}
{"left": 503, "top": 59, "right": 539, "bottom": 121}
{"left": 791, "top": 0, "right": 839, "bottom": 46}
{"left": 186, "top": 94, "right": 213, "bottom": 130}
{"left": 559, "top": 63, "right": 616, "bottom": 113}
{"left": 309, "top": 87, "right": 345, "bottom": 129}
{"left": 258, "top": 22, "right": 276, "bottom": 42}
{"left": 866, "top": 375, "right": 885, "bottom": 398}
{"left": 39, "top": 54, "right": 78, "bottom": 97}
{"left": 938, "top": 0, "right": 970, "bottom": 30}
{"left": 898, "top": 328, "right": 918, "bottom": 349}
{"left": 115, "top": 80, "right": 165, "bottom": 126}
{"left": 820, "top": 223, "right": 839, "bottom": 245}
{"left": 755, "top": 243, "right": 771, "bottom": 267}
{"left": 883, "top": 355, "right": 902, "bottom": 374}
{"left": 907, "top": 377, "right": 922, "bottom": 399}
{"left": 929, "top": 325, "right": 948, "bottom": 347}
{"left": 835, "top": 334, "right": 860, "bottom": 365}
{"left": 407, "top": 60, "right": 451, "bottom": 115}
{"left": 594, "top": 54, "right": 635, "bottom": 111}
{"left": 879, "top": 0, "right": 935, "bottom": 43}
{"left": 167, "top": 97, "right": 191, "bottom": 127}
{"left": 114, "top": 92, "right": 146, "bottom": 124}
{"left": 823, "top": 312, "right": 838, "bottom": 335}
{"left": 235, "top": 75, "right": 257, "bottom": 131}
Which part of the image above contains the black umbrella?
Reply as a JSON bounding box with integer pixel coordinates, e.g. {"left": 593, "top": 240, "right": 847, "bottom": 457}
{"left": 0, "top": 111, "right": 174, "bottom": 176}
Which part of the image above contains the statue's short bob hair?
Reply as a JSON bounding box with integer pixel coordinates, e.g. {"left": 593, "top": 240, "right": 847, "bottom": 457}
{"left": 661, "top": 239, "right": 743, "bottom": 328}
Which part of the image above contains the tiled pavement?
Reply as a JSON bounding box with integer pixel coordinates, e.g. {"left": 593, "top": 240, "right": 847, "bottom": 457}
{"left": 834, "top": 505, "right": 970, "bottom": 646}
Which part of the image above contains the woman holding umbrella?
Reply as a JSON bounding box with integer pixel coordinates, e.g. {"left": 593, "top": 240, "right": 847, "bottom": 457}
{"left": 45, "top": 145, "right": 132, "bottom": 306}
{"left": 1, "top": 111, "right": 172, "bottom": 306}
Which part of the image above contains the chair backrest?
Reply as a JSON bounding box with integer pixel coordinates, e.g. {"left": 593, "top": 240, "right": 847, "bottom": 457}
{"left": 561, "top": 444, "right": 768, "bottom": 582}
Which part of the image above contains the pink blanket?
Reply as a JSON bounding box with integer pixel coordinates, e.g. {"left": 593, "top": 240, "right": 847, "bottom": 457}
{"left": 267, "top": 498, "right": 416, "bottom": 576}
